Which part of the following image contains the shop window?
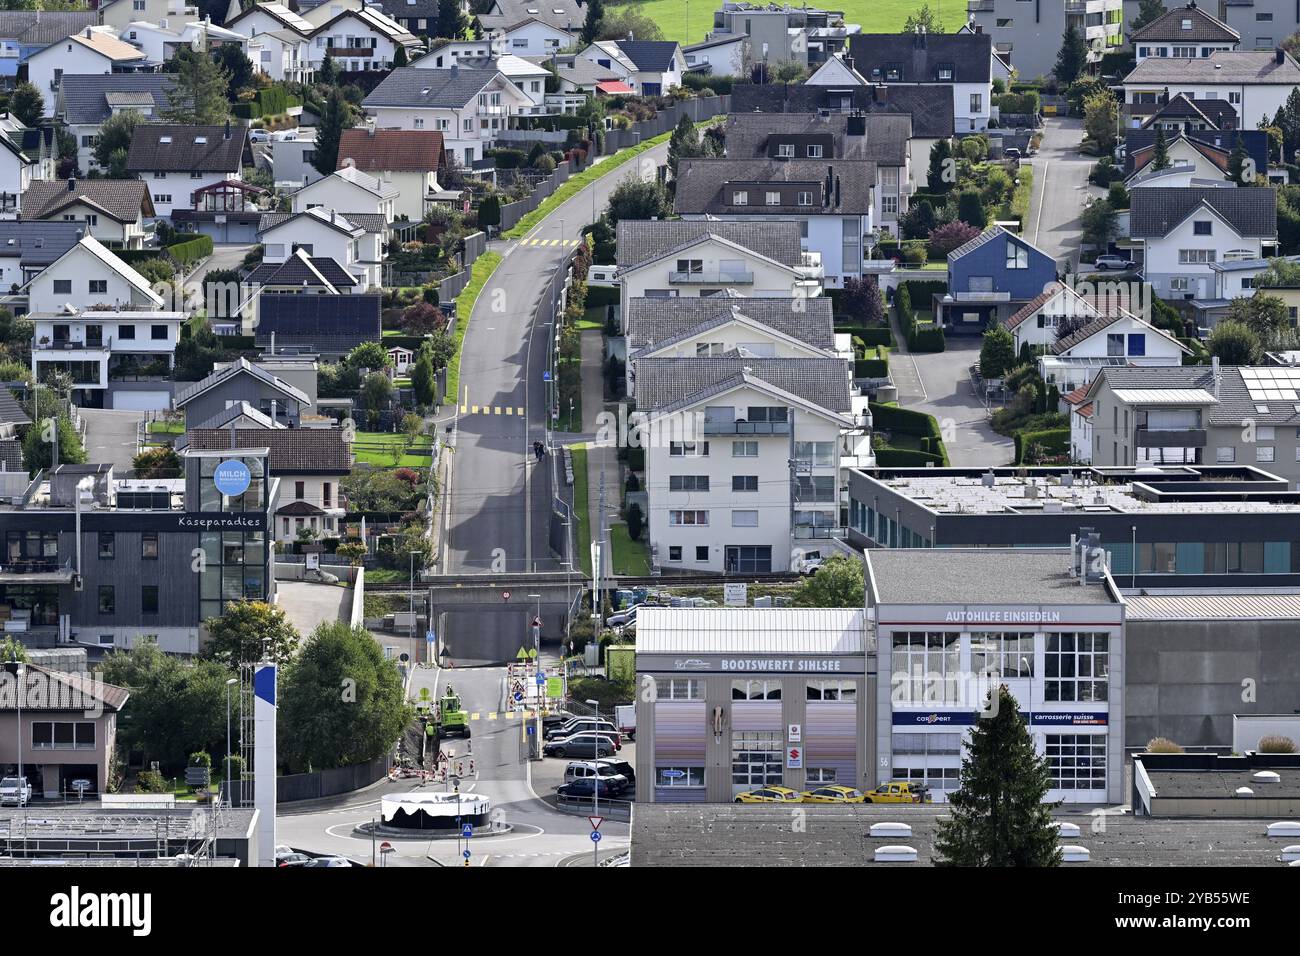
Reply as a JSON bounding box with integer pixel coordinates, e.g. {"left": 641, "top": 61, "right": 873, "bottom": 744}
{"left": 656, "top": 766, "right": 704, "bottom": 787}
{"left": 731, "top": 731, "right": 782, "bottom": 788}
{"left": 731, "top": 679, "right": 782, "bottom": 700}
{"left": 1046, "top": 734, "right": 1107, "bottom": 789}
{"left": 1044, "top": 633, "right": 1109, "bottom": 702}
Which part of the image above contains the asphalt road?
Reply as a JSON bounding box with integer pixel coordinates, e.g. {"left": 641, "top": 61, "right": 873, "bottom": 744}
{"left": 1025, "top": 117, "right": 1096, "bottom": 272}
{"left": 438, "top": 144, "right": 669, "bottom": 663}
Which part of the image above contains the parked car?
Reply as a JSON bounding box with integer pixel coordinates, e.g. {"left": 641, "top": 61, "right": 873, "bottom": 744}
{"left": 606, "top": 604, "right": 640, "bottom": 627}
{"left": 300, "top": 856, "right": 358, "bottom": 867}
{"left": 557, "top": 777, "right": 627, "bottom": 800}
{"left": 863, "top": 782, "right": 932, "bottom": 804}
{"left": 543, "top": 733, "right": 616, "bottom": 759}
{"left": 564, "top": 760, "right": 630, "bottom": 788}
{"left": 793, "top": 549, "right": 824, "bottom": 575}
{"left": 0, "top": 776, "right": 31, "bottom": 807}
{"left": 277, "top": 852, "right": 312, "bottom": 867}
{"left": 553, "top": 727, "right": 622, "bottom": 751}
{"left": 248, "top": 129, "right": 270, "bottom": 143}
{"left": 545, "top": 718, "right": 619, "bottom": 742}
{"left": 801, "top": 785, "right": 866, "bottom": 804}
{"left": 1094, "top": 254, "right": 1135, "bottom": 271}
{"left": 734, "top": 786, "right": 802, "bottom": 804}
{"left": 594, "top": 758, "right": 636, "bottom": 786}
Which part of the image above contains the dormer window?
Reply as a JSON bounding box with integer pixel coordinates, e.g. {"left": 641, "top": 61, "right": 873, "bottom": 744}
{"left": 777, "top": 143, "right": 794, "bottom": 157}
{"left": 1181, "top": 18, "right": 1192, "bottom": 29}
{"left": 937, "top": 63, "right": 954, "bottom": 80}
{"left": 733, "top": 190, "right": 748, "bottom": 205}
{"left": 807, "top": 144, "right": 823, "bottom": 158}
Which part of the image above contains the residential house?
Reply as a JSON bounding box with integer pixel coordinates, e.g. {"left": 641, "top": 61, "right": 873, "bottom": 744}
{"left": 248, "top": 27, "right": 313, "bottom": 84}
{"left": 1195, "top": 255, "right": 1300, "bottom": 328}
{"left": 614, "top": 220, "right": 823, "bottom": 321}
{"left": 373, "top": 0, "right": 442, "bottom": 37}
{"left": 183, "top": 427, "right": 351, "bottom": 542}
{"left": 1080, "top": 361, "right": 1300, "bottom": 482}
{"left": 125, "top": 122, "right": 247, "bottom": 219}
{"left": 579, "top": 39, "right": 685, "bottom": 96}
{"left": 257, "top": 207, "right": 382, "bottom": 290}
{"left": 0, "top": 11, "right": 98, "bottom": 79}
{"left": 533, "top": 52, "right": 628, "bottom": 103}
{"left": 1122, "top": 127, "right": 1269, "bottom": 184}
{"left": 29, "top": 307, "right": 184, "bottom": 410}
{"left": 1040, "top": 311, "right": 1190, "bottom": 394}
{"left": 0, "top": 386, "right": 29, "bottom": 471}
{"left": 721, "top": 111, "right": 912, "bottom": 237}
{"left": 683, "top": 34, "right": 749, "bottom": 76}
{"left": 1121, "top": 48, "right": 1300, "bottom": 129}
{"left": 170, "top": 179, "right": 267, "bottom": 243}
{"left": 97, "top": 0, "right": 198, "bottom": 32}
{"left": 0, "top": 121, "right": 42, "bottom": 212}
{"left": 846, "top": 31, "right": 992, "bottom": 132}
{"left": 291, "top": 165, "right": 398, "bottom": 223}
{"left": 0, "top": 664, "right": 128, "bottom": 798}
{"left": 118, "top": 19, "right": 248, "bottom": 64}
{"left": 254, "top": 292, "right": 382, "bottom": 359}
{"left": 1140, "top": 91, "right": 1241, "bottom": 133}
{"left": 26, "top": 29, "right": 151, "bottom": 117}
{"left": 24, "top": 234, "right": 164, "bottom": 315}
{"left": 224, "top": 2, "right": 315, "bottom": 40}
{"left": 935, "top": 226, "right": 1058, "bottom": 333}
{"left": 476, "top": 0, "right": 582, "bottom": 56}
{"left": 20, "top": 179, "right": 155, "bottom": 249}
{"left": 967, "top": 0, "right": 1125, "bottom": 80}
{"left": 413, "top": 37, "right": 500, "bottom": 67}
{"left": 1128, "top": 186, "right": 1278, "bottom": 299}
{"left": 1215, "top": 0, "right": 1299, "bottom": 50}
{"left": 411, "top": 47, "right": 552, "bottom": 114}
{"left": 335, "top": 128, "right": 447, "bottom": 222}
{"left": 1004, "top": 281, "right": 1132, "bottom": 355}
{"left": 307, "top": 5, "right": 422, "bottom": 72}
{"left": 174, "top": 355, "right": 311, "bottom": 428}
{"left": 361, "top": 66, "right": 533, "bottom": 167}
{"left": 705, "top": 2, "right": 854, "bottom": 68}
{"left": 240, "top": 249, "right": 361, "bottom": 335}
{"left": 1131, "top": 2, "right": 1240, "bottom": 63}
{"left": 55, "top": 74, "right": 180, "bottom": 174}
{"left": 0, "top": 221, "right": 85, "bottom": 294}
{"left": 269, "top": 128, "right": 319, "bottom": 186}
{"left": 636, "top": 355, "right": 869, "bottom": 573}
{"left": 673, "top": 156, "right": 871, "bottom": 289}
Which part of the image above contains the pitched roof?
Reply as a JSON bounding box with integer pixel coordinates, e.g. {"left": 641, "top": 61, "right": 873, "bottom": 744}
{"left": 629, "top": 306, "right": 836, "bottom": 359}
{"left": 185, "top": 428, "right": 352, "bottom": 473}
{"left": 362, "top": 67, "right": 504, "bottom": 109}
{"left": 615, "top": 40, "right": 680, "bottom": 73}
{"left": 1122, "top": 127, "right": 1267, "bottom": 178}
{"left": 28, "top": 235, "right": 163, "bottom": 305}
{"left": 1124, "top": 50, "right": 1300, "bottom": 84}
{"left": 126, "top": 124, "right": 247, "bottom": 173}
{"left": 0, "top": 221, "right": 85, "bottom": 266}
{"left": 190, "top": 401, "right": 285, "bottom": 431}
{"left": 21, "top": 179, "right": 154, "bottom": 224}
{"left": 730, "top": 82, "right": 954, "bottom": 138}
{"left": 1131, "top": 2, "right": 1240, "bottom": 42}
{"left": 624, "top": 296, "right": 835, "bottom": 352}
{"left": 175, "top": 356, "right": 310, "bottom": 408}
{"left": 57, "top": 74, "right": 180, "bottom": 126}
{"left": 0, "top": 386, "right": 31, "bottom": 426}
{"left": 847, "top": 32, "right": 991, "bottom": 83}
{"left": 634, "top": 356, "right": 852, "bottom": 413}
{"left": 255, "top": 293, "right": 382, "bottom": 354}
{"left": 1142, "top": 92, "right": 1238, "bottom": 131}
{"left": 1005, "top": 281, "right": 1132, "bottom": 331}
{"left": 673, "top": 157, "right": 875, "bottom": 216}
{"left": 64, "top": 30, "right": 148, "bottom": 63}
{"left": 0, "top": 663, "right": 129, "bottom": 713}
{"left": 0, "top": 11, "right": 97, "bottom": 46}
{"left": 723, "top": 111, "right": 910, "bottom": 165}
{"left": 309, "top": 6, "right": 421, "bottom": 46}
{"left": 477, "top": 0, "right": 582, "bottom": 35}
{"left": 1090, "top": 364, "right": 1300, "bottom": 427}
{"left": 227, "top": 2, "right": 314, "bottom": 35}
{"left": 615, "top": 220, "right": 805, "bottom": 270}
{"left": 258, "top": 209, "right": 378, "bottom": 236}
{"left": 245, "top": 253, "right": 358, "bottom": 291}
{"left": 1129, "top": 186, "right": 1278, "bottom": 238}
{"left": 947, "top": 224, "right": 1050, "bottom": 263}
{"left": 337, "top": 128, "right": 446, "bottom": 173}
{"left": 1051, "top": 312, "right": 1186, "bottom": 355}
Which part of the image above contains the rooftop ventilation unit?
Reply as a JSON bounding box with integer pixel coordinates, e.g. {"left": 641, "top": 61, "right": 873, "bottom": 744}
{"left": 1267, "top": 822, "right": 1300, "bottom": 838}
{"left": 1054, "top": 821, "right": 1081, "bottom": 838}
{"left": 1236, "top": 787, "right": 1254, "bottom": 797}
{"left": 868, "top": 822, "right": 911, "bottom": 839}
{"left": 873, "top": 845, "right": 917, "bottom": 862}
{"left": 1061, "top": 845, "right": 1090, "bottom": 862}
{"left": 1279, "top": 845, "right": 1300, "bottom": 863}
{"left": 981, "top": 471, "right": 995, "bottom": 488}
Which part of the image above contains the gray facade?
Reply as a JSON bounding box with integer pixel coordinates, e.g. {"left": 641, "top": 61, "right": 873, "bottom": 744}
{"left": 970, "top": 0, "right": 1125, "bottom": 82}
{"left": 1218, "top": 0, "right": 1300, "bottom": 48}
{"left": 176, "top": 362, "right": 307, "bottom": 430}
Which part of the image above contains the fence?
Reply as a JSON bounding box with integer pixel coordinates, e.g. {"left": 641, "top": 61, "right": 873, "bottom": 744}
{"left": 500, "top": 159, "right": 573, "bottom": 232}
{"left": 435, "top": 230, "right": 487, "bottom": 301}
{"left": 277, "top": 755, "right": 391, "bottom": 804}
{"left": 603, "top": 94, "right": 729, "bottom": 153}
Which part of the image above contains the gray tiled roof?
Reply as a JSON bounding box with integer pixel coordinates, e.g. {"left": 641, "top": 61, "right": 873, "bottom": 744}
{"left": 175, "top": 356, "right": 309, "bottom": 407}
{"left": 1131, "top": 3, "right": 1241, "bottom": 43}
{"left": 0, "top": 387, "right": 31, "bottom": 427}
{"left": 126, "top": 124, "right": 246, "bottom": 174}
{"left": 21, "top": 179, "right": 152, "bottom": 224}
{"left": 1143, "top": 93, "right": 1237, "bottom": 131}
{"left": 1129, "top": 186, "right": 1277, "bottom": 238}
{"left": 615, "top": 220, "right": 804, "bottom": 270}
{"left": 617, "top": 40, "right": 680, "bottom": 73}
{"left": 1093, "top": 364, "right": 1300, "bottom": 427}
{"left": 673, "top": 157, "right": 875, "bottom": 216}
{"left": 0, "top": 221, "right": 85, "bottom": 267}
{"left": 185, "top": 428, "right": 351, "bottom": 473}
{"left": 730, "top": 82, "right": 954, "bottom": 139}
{"left": 58, "top": 74, "right": 179, "bottom": 126}
{"left": 723, "top": 111, "right": 910, "bottom": 165}
{"left": 362, "top": 67, "right": 501, "bottom": 109}
{"left": 246, "top": 255, "right": 358, "bottom": 290}
{"left": 477, "top": 0, "right": 582, "bottom": 35}
{"left": 0, "top": 11, "right": 96, "bottom": 46}
{"left": 1124, "top": 50, "right": 1300, "bottom": 84}
{"left": 848, "top": 32, "right": 992, "bottom": 83}
{"left": 1052, "top": 313, "right": 1126, "bottom": 354}
{"left": 190, "top": 402, "right": 283, "bottom": 432}
{"left": 259, "top": 210, "right": 387, "bottom": 234}
{"left": 634, "top": 356, "right": 852, "bottom": 413}
{"left": 625, "top": 296, "right": 835, "bottom": 352}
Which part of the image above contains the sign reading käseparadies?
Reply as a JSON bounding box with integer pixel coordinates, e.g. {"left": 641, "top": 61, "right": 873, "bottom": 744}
{"left": 213, "top": 459, "right": 252, "bottom": 497}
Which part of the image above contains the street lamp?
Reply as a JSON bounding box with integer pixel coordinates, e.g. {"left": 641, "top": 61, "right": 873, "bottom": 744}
{"left": 586, "top": 698, "right": 600, "bottom": 866}
{"left": 4, "top": 655, "right": 24, "bottom": 816}
{"left": 225, "top": 677, "right": 238, "bottom": 806}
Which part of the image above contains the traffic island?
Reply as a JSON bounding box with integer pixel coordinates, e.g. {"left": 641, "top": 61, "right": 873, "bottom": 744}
{"left": 351, "top": 792, "right": 513, "bottom": 839}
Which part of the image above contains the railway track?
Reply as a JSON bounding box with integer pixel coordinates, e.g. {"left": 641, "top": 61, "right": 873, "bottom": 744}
{"left": 365, "top": 572, "right": 805, "bottom": 592}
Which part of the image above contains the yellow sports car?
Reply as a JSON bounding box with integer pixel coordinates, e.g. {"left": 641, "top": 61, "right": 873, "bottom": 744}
{"left": 734, "top": 786, "right": 803, "bottom": 804}
{"left": 801, "top": 785, "right": 866, "bottom": 804}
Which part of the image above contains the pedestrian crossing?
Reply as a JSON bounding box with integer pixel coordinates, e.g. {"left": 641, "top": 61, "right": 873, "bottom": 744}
{"left": 460, "top": 404, "right": 526, "bottom": 415}
{"left": 518, "top": 238, "right": 581, "bottom": 247}
{"left": 467, "top": 710, "right": 541, "bottom": 721}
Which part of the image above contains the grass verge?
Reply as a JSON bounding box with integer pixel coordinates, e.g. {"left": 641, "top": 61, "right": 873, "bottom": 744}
{"left": 609, "top": 524, "right": 649, "bottom": 575}
{"left": 353, "top": 432, "right": 434, "bottom": 468}
{"left": 571, "top": 444, "right": 593, "bottom": 577}
{"left": 446, "top": 251, "right": 502, "bottom": 404}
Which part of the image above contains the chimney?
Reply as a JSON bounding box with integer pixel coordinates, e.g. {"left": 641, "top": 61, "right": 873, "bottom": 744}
{"left": 834, "top": 175, "right": 841, "bottom": 207}
{"left": 1277, "top": 47, "right": 1287, "bottom": 65}
{"left": 224, "top": 119, "right": 231, "bottom": 140}
{"left": 66, "top": 177, "right": 76, "bottom": 192}
{"left": 451, "top": 62, "right": 459, "bottom": 77}
{"left": 627, "top": 31, "right": 634, "bottom": 41}
{"left": 1212, "top": 355, "right": 1221, "bottom": 400}
{"left": 974, "top": 24, "right": 983, "bottom": 34}
{"left": 873, "top": 84, "right": 887, "bottom": 105}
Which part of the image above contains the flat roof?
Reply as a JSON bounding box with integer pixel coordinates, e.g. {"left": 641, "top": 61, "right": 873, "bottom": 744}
{"left": 637, "top": 608, "right": 866, "bottom": 655}
{"left": 1145, "top": 768, "right": 1300, "bottom": 800}
{"left": 867, "top": 548, "right": 1120, "bottom": 606}
{"left": 1125, "top": 592, "right": 1300, "bottom": 620}
{"left": 630, "top": 805, "right": 1290, "bottom": 866}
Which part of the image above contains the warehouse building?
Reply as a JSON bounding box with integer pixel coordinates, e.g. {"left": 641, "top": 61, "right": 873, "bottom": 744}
{"left": 866, "top": 544, "right": 1127, "bottom": 805}
{"left": 633, "top": 608, "right": 873, "bottom": 803}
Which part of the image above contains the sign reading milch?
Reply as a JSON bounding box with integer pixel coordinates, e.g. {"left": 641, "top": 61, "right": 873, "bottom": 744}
{"left": 213, "top": 459, "right": 252, "bottom": 497}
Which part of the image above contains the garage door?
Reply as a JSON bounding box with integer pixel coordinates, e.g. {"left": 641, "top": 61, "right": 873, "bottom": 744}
{"left": 112, "top": 390, "right": 171, "bottom": 411}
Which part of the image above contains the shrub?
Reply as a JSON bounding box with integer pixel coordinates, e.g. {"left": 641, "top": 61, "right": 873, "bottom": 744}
{"left": 1146, "top": 737, "right": 1184, "bottom": 754}
{"left": 929, "top": 221, "right": 981, "bottom": 257}
{"left": 188, "top": 751, "right": 212, "bottom": 768}
{"left": 1257, "top": 735, "right": 1298, "bottom": 753}
{"left": 625, "top": 502, "right": 643, "bottom": 541}
{"left": 136, "top": 769, "right": 170, "bottom": 793}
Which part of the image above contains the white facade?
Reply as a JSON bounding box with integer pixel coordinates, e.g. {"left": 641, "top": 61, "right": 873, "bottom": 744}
{"left": 1139, "top": 205, "right": 1270, "bottom": 299}
{"left": 28, "top": 37, "right": 120, "bottom": 117}
{"left": 494, "top": 19, "right": 571, "bottom": 57}
{"left": 30, "top": 309, "right": 183, "bottom": 406}
{"left": 275, "top": 475, "right": 345, "bottom": 539}
{"left": 119, "top": 20, "right": 249, "bottom": 63}
{"left": 25, "top": 236, "right": 163, "bottom": 314}
{"left": 35, "top": 199, "right": 147, "bottom": 249}
{"left": 248, "top": 29, "right": 312, "bottom": 83}
{"left": 308, "top": 11, "right": 410, "bottom": 70}
{"left": 269, "top": 129, "right": 319, "bottom": 187}
{"left": 98, "top": 0, "right": 197, "bottom": 31}
{"left": 259, "top": 210, "right": 380, "bottom": 289}
{"left": 954, "top": 80, "right": 991, "bottom": 133}
{"left": 1039, "top": 316, "right": 1188, "bottom": 393}
{"left": 291, "top": 167, "right": 396, "bottom": 220}
{"left": 683, "top": 36, "right": 748, "bottom": 76}
{"left": 144, "top": 170, "right": 236, "bottom": 219}
{"left": 677, "top": 212, "right": 866, "bottom": 290}
{"left": 1123, "top": 78, "right": 1293, "bottom": 130}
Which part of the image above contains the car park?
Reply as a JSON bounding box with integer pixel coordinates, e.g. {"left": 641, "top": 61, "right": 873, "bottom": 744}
{"left": 545, "top": 718, "right": 619, "bottom": 741}
{"left": 801, "top": 785, "right": 865, "bottom": 804}
{"left": 543, "top": 733, "right": 617, "bottom": 759}
{"left": 564, "top": 760, "right": 629, "bottom": 788}
{"left": 734, "top": 786, "right": 803, "bottom": 804}
{"left": 593, "top": 758, "right": 636, "bottom": 786}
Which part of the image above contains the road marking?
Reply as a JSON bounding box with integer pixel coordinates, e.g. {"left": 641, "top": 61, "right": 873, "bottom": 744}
{"left": 470, "top": 712, "right": 480, "bottom": 720}
{"left": 494, "top": 406, "right": 502, "bottom": 415}
{"left": 488, "top": 712, "right": 497, "bottom": 720}
{"left": 1032, "top": 156, "right": 1051, "bottom": 250}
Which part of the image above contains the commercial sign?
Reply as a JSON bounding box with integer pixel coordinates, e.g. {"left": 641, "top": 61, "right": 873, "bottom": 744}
{"left": 786, "top": 746, "right": 802, "bottom": 769}
{"left": 787, "top": 723, "right": 801, "bottom": 743}
{"left": 892, "top": 711, "right": 979, "bottom": 726}
{"left": 723, "top": 583, "right": 748, "bottom": 607}
{"left": 1030, "top": 712, "right": 1108, "bottom": 727}
{"left": 942, "top": 609, "right": 1062, "bottom": 624}
{"left": 719, "top": 658, "right": 846, "bottom": 672}
{"left": 172, "top": 513, "right": 267, "bottom": 532}
{"left": 646, "top": 654, "right": 865, "bottom": 675}
{"left": 213, "top": 459, "right": 252, "bottom": 497}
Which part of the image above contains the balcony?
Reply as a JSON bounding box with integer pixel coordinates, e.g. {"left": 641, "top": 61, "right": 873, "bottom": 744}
{"left": 669, "top": 269, "right": 754, "bottom": 285}
{"left": 0, "top": 558, "right": 77, "bottom": 584}
{"left": 477, "top": 104, "right": 506, "bottom": 116}
{"left": 701, "top": 420, "right": 792, "bottom": 435}
{"left": 1065, "top": 0, "right": 1085, "bottom": 11}
{"left": 1136, "top": 428, "right": 1207, "bottom": 447}
{"left": 968, "top": 0, "right": 996, "bottom": 10}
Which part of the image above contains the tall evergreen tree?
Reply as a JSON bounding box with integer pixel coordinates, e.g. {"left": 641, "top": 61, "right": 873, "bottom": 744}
{"left": 312, "top": 87, "right": 354, "bottom": 177}
{"left": 1152, "top": 125, "right": 1170, "bottom": 170}
{"left": 1053, "top": 25, "right": 1087, "bottom": 85}
{"left": 161, "top": 46, "right": 231, "bottom": 125}
{"left": 1129, "top": 0, "right": 1166, "bottom": 32}
{"left": 393, "top": 44, "right": 409, "bottom": 67}
{"left": 320, "top": 50, "right": 339, "bottom": 85}
{"left": 580, "top": 0, "right": 604, "bottom": 45}
{"left": 927, "top": 138, "right": 954, "bottom": 193}
{"left": 9, "top": 81, "right": 43, "bottom": 126}
{"left": 1228, "top": 135, "right": 1251, "bottom": 184}
{"left": 436, "top": 0, "right": 468, "bottom": 40}
{"left": 934, "top": 686, "right": 1063, "bottom": 867}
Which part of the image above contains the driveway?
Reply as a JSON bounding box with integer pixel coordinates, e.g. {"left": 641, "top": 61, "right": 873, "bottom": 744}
{"left": 79, "top": 407, "right": 143, "bottom": 470}
{"left": 186, "top": 242, "right": 254, "bottom": 288}
{"left": 1024, "top": 117, "right": 1097, "bottom": 272}
{"left": 275, "top": 580, "right": 352, "bottom": 638}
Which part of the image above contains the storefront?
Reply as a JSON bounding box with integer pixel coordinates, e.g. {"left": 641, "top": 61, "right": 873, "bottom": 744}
{"left": 634, "top": 608, "right": 874, "bottom": 803}
{"left": 867, "top": 543, "right": 1126, "bottom": 805}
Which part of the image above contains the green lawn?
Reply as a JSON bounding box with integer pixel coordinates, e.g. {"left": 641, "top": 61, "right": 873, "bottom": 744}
{"left": 571, "top": 444, "right": 593, "bottom": 577}
{"left": 147, "top": 420, "right": 183, "bottom": 435}
{"left": 607, "top": 0, "right": 969, "bottom": 45}
{"left": 578, "top": 307, "right": 605, "bottom": 331}
{"left": 609, "top": 524, "right": 650, "bottom": 575}
{"left": 446, "top": 251, "right": 503, "bottom": 403}
{"left": 353, "top": 431, "right": 433, "bottom": 468}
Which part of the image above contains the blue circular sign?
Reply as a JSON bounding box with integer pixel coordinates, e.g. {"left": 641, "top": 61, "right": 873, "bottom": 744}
{"left": 463, "top": 849, "right": 471, "bottom": 859}
{"left": 590, "top": 830, "right": 601, "bottom": 843}
{"left": 213, "top": 459, "right": 251, "bottom": 497}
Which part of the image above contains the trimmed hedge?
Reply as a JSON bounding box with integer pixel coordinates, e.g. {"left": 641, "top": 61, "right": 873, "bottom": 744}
{"left": 896, "top": 281, "right": 947, "bottom": 353}
{"left": 870, "top": 401, "right": 950, "bottom": 465}
{"left": 1015, "top": 427, "right": 1070, "bottom": 464}
{"left": 168, "top": 234, "right": 213, "bottom": 267}
{"left": 855, "top": 357, "right": 889, "bottom": 378}
{"left": 994, "top": 91, "right": 1040, "bottom": 115}
{"left": 233, "top": 84, "right": 301, "bottom": 119}
{"left": 857, "top": 325, "right": 894, "bottom": 348}
{"left": 875, "top": 447, "right": 945, "bottom": 466}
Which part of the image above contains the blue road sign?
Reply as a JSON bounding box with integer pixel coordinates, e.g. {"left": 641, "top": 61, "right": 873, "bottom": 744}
{"left": 463, "top": 849, "right": 471, "bottom": 859}
{"left": 527, "top": 725, "right": 535, "bottom": 735}
{"left": 590, "top": 830, "right": 601, "bottom": 843}
{"left": 462, "top": 823, "right": 473, "bottom": 838}
{"left": 536, "top": 673, "right": 546, "bottom": 685}
{"left": 542, "top": 370, "right": 552, "bottom": 382}
{"left": 661, "top": 769, "right": 685, "bottom": 779}
{"left": 513, "top": 691, "right": 523, "bottom": 702}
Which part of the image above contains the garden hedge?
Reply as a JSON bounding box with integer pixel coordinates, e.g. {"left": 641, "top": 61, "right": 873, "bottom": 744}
{"left": 1015, "top": 427, "right": 1070, "bottom": 464}
{"left": 167, "top": 234, "right": 213, "bottom": 267}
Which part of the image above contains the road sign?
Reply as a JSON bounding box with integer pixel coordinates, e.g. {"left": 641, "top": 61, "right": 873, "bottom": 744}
{"left": 543, "top": 370, "right": 552, "bottom": 382}
{"left": 380, "top": 842, "right": 394, "bottom": 854}
{"left": 461, "top": 823, "right": 473, "bottom": 838}
{"left": 463, "top": 849, "right": 471, "bottom": 859}
{"left": 588, "top": 815, "right": 604, "bottom": 830}
{"left": 536, "top": 672, "right": 546, "bottom": 685}
{"left": 527, "top": 725, "right": 535, "bottom": 735}
{"left": 723, "top": 582, "right": 748, "bottom": 607}
{"left": 590, "top": 830, "right": 601, "bottom": 843}
{"left": 502, "top": 590, "right": 511, "bottom": 601}
{"left": 532, "top": 616, "right": 541, "bottom": 628}
{"left": 661, "top": 769, "right": 685, "bottom": 779}
{"left": 546, "top": 677, "right": 564, "bottom": 698}
{"left": 513, "top": 691, "right": 523, "bottom": 702}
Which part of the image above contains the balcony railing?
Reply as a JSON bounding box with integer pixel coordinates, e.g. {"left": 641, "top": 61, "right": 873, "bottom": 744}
{"left": 1136, "top": 428, "right": 1207, "bottom": 447}
{"left": 669, "top": 270, "right": 754, "bottom": 284}
{"left": 702, "top": 420, "right": 791, "bottom": 435}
